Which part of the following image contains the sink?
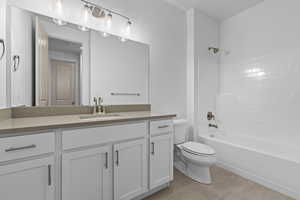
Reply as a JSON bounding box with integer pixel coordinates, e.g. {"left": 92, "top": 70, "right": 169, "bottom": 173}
{"left": 79, "top": 113, "right": 121, "bottom": 120}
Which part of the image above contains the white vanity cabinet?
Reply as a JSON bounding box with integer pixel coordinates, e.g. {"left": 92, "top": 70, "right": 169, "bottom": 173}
{"left": 149, "top": 134, "right": 173, "bottom": 189}
{"left": 0, "top": 132, "right": 55, "bottom": 200}
{"left": 0, "top": 157, "right": 54, "bottom": 200}
{"left": 61, "top": 122, "right": 148, "bottom": 200}
{"left": 113, "top": 139, "right": 147, "bottom": 200}
{"left": 0, "top": 118, "right": 174, "bottom": 200}
{"left": 149, "top": 120, "right": 174, "bottom": 190}
{"left": 62, "top": 146, "right": 112, "bottom": 200}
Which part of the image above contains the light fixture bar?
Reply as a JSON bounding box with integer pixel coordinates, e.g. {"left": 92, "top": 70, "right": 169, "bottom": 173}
{"left": 81, "top": 0, "right": 131, "bottom": 21}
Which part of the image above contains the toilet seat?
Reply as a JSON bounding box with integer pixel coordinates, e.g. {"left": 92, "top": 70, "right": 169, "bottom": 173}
{"left": 181, "top": 142, "right": 215, "bottom": 156}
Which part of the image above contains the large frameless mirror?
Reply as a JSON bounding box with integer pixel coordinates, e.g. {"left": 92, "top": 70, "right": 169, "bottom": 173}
{"left": 5, "top": 6, "right": 149, "bottom": 108}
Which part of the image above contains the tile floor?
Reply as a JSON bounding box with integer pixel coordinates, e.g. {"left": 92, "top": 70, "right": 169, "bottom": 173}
{"left": 145, "top": 166, "right": 294, "bottom": 200}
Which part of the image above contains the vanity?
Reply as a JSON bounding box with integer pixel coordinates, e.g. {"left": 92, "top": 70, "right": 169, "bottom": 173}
{"left": 0, "top": 108, "right": 176, "bottom": 200}
{"left": 0, "top": 3, "right": 177, "bottom": 200}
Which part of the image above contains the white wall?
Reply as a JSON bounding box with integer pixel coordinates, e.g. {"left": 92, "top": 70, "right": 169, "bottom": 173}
{"left": 187, "top": 9, "right": 219, "bottom": 139}
{"left": 90, "top": 31, "right": 149, "bottom": 105}
{"left": 195, "top": 11, "right": 219, "bottom": 133}
{"left": 219, "top": 0, "right": 300, "bottom": 147}
{"left": 10, "top": 7, "right": 33, "bottom": 106}
{"left": 0, "top": 0, "right": 7, "bottom": 108}
{"left": 186, "top": 9, "right": 197, "bottom": 140}
{"left": 6, "top": 0, "right": 187, "bottom": 118}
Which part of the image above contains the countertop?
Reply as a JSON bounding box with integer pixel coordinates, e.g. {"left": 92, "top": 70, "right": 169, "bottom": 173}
{"left": 0, "top": 111, "right": 176, "bottom": 135}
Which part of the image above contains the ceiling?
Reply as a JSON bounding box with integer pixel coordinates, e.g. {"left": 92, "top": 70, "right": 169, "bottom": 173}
{"left": 164, "top": 0, "right": 264, "bottom": 20}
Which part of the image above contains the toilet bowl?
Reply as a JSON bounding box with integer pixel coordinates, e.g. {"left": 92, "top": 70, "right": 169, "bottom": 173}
{"left": 177, "top": 142, "right": 216, "bottom": 184}
{"left": 173, "top": 119, "right": 216, "bottom": 184}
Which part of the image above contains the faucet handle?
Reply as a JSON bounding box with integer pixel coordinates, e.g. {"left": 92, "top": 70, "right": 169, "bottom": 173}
{"left": 98, "top": 97, "right": 103, "bottom": 105}
{"left": 93, "top": 97, "right": 98, "bottom": 105}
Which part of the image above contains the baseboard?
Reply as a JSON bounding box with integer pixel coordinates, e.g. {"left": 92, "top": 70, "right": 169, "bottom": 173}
{"left": 216, "top": 161, "right": 300, "bottom": 200}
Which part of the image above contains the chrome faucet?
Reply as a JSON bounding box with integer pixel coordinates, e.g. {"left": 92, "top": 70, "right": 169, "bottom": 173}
{"left": 93, "top": 97, "right": 104, "bottom": 114}
{"left": 207, "top": 111, "right": 218, "bottom": 129}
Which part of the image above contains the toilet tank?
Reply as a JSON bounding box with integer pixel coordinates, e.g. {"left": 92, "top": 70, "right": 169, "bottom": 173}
{"left": 173, "top": 119, "right": 188, "bottom": 144}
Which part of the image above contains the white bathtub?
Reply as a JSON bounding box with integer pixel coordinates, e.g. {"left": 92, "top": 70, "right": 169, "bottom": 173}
{"left": 199, "top": 132, "right": 300, "bottom": 199}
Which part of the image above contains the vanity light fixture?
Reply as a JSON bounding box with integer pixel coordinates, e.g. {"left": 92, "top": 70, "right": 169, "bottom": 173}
{"left": 120, "top": 37, "right": 127, "bottom": 43}
{"left": 52, "top": 0, "right": 67, "bottom": 26}
{"left": 102, "top": 32, "right": 110, "bottom": 38}
{"left": 78, "top": 25, "right": 89, "bottom": 32}
{"left": 106, "top": 12, "right": 112, "bottom": 29}
{"left": 52, "top": 18, "right": 67, "bottom": 26}
{"left": 81, "top": 0, "right": 133, "bottom": 37}
{"left": 125, "top": 20, "right": 132, "bottom": 36}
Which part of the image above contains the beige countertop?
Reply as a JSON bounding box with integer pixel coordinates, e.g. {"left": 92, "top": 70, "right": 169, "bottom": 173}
{"left": 0, "top": 111, "right": 176, "bottom": 135}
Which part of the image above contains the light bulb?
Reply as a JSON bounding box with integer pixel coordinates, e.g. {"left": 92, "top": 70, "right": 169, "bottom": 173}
{"left": 52, "top": 18, "right": 67, "bottom": 26}
{"left": 78, "top": 25, "right": 89, "bottom": 32}
{"left": 53, "top": 0, "right": 63, "bottom": 16}
{"left": 82, "top": 4, "right": 90, "bottom": 24}
{"left": 102, "top": 32, "right": 110, "bottom": 38}
{"left": 124, "top": 20, "right": 132, "bottom": 36}
{"left": 120, "top": 37, "right": 127, "bottom": 42}
{"left": 106, "top": 12, "right": 112, "bottom": 29}
{"left": 78, "top": 4, "right": 90, "bottom": 31}
{"left": 52, "top": 0, "right": 66, "bottom": 26}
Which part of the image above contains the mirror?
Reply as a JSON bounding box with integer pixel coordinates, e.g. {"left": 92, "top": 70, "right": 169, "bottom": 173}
{"left": 5, "top": 6, "right": 149, "bottom": 107}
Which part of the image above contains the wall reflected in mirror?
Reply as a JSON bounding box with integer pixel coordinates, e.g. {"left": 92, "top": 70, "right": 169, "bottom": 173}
{"left": 6, "top": 6, "right": 149, "bottom": 108}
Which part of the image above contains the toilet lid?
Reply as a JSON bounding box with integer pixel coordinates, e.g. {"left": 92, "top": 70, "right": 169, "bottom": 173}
{"left": 182, "top": 142, "right": 216, "bottom": 155}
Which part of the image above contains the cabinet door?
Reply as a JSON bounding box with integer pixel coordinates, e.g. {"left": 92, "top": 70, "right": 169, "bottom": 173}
{"left": 150, "top": 134, "right": 173, "bottom": 189}
{"left": 62, "top": 146, "right": 112, "bottom": 200}
{"left": 0, "top": 157, "right": 54, "bottom": 200}
{"left": 113, "top": 139, "right": 147, "bottom": 200}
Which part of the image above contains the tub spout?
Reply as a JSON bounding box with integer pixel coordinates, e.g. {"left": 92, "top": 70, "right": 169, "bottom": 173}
{"left": 209, "top": 123, "right": 218, "bottom": 129}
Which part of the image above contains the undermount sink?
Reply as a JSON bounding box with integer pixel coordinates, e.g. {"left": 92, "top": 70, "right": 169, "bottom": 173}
{"left": 79, "top": 113, "right": 121, "bottom": 120}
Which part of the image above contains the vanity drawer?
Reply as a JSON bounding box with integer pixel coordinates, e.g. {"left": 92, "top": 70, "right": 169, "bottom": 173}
{"left": 0, "top": 132, "right": 55, "bottom": 162}
{"left": 150, "top": 119, "right": 173, "bottom": 136}
{"left": 62, "top": 122, "right": 147, "bottom": 150}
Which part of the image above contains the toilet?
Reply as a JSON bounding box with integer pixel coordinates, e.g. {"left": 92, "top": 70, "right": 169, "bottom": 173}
{"left": 173, "top": 120, "right": 216, "bottom": 184}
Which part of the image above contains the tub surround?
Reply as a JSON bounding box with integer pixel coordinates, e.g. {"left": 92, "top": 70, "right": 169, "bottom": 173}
{"left": 0, "top": 105, "right": 175, "bottom": 134}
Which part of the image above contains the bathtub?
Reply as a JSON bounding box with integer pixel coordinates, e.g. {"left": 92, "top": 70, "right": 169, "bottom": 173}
{"left": 199, "top": 132, "right": 300, "bottom": 199}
